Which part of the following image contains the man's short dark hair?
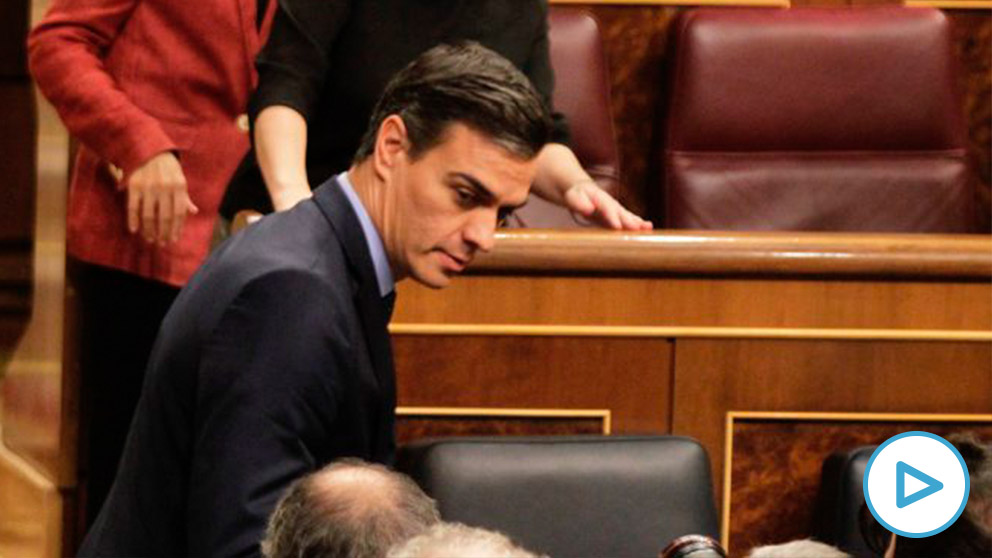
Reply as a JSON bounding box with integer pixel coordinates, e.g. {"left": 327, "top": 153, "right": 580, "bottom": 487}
{"left": 354, "top": 42, "right": 552, "bottom": 163}
{"left": 261, "top": 459, "right": 441, "bottom": 558}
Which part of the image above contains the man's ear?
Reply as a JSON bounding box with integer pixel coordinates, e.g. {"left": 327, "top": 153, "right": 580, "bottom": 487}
{"left": 372, "top": 115, "right": 409, "bottom": 181}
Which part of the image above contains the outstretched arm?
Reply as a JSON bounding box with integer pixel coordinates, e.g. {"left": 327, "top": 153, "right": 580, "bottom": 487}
{"left": 532, "top": 143, "right": 653, "bottom": 231}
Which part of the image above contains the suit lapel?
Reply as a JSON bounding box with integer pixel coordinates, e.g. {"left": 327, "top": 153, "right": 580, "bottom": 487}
{"left": 312, "top": 177, "right": 396, "bottom": 413}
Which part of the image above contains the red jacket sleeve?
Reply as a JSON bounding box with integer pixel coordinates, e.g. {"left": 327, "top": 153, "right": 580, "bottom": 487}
{"left": 27, "top": 0, "right": 177, "bottom": 177}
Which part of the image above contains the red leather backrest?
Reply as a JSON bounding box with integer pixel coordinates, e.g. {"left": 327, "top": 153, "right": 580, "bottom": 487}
{"left": 667, "top": 8, "right": 966, "bottom": 152}
{"left": 508, "top": 8, "right": 621, "bottom": 228}
{"left": 662, "top": 7, "right": 976, "bottom": 233}
{"left": 548, "top": 7, "right": 620, "bottom": 187}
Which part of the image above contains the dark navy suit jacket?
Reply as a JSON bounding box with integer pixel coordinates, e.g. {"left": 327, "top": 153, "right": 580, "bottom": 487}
{"left": 79, "top": 177, "right": 396, "bottom": 557}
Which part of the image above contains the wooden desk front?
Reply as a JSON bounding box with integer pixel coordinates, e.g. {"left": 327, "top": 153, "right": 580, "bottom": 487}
{"left": 390, "top": 230, "right": 992, "bottom": 549}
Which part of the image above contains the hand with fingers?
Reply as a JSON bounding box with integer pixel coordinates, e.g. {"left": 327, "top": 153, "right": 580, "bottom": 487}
{"left": 563, "top": 180, "right": 653, "bottom": 231}
{"left": 125, "top": 152, "right": 199, "bottom": 245}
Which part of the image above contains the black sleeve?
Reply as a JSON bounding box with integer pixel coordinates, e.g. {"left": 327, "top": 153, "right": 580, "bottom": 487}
{"left": 185, "top": 270, "right": 350, "bottom": 557}
{"left": 249, "top": 0, "right": 354, "bottom": 123}
{"left": 523, "top": 0, "right": 570, "bottom": 146}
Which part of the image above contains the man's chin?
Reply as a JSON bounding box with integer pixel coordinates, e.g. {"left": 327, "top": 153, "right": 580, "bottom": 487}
{"left": 410, "top": 267, "right": 453, "bottom": 290}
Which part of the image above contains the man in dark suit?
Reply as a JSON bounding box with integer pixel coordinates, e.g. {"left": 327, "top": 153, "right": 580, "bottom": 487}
{"left": 78, "top": 42, "right": 552, "bottom": 557}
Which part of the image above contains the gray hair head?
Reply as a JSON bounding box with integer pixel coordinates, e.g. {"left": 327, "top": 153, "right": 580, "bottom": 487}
{"left": 262, "top": 459, "right": 441, "bottom": 558}
{"left": 746, "top": 539, "right": 851, "bottom": 558}
{"left": 386, "top": 522, "right": 542, "bottom": 558}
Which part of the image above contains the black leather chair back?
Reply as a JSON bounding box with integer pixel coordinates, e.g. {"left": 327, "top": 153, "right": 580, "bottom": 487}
{"left": 397, "top": 436, "right": 719, "bottom": 558}
{"left": 812, "top": 446, "right": 875, "bottom": 558}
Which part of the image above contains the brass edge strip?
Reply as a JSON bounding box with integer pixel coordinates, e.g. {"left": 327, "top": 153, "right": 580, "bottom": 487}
{"left": 722, "top": 412, "right": 733, "bottom": 553}
{"left": 905, "top": 0, "right": 992, "bottom": 8}
{"left": 550, "top": 0, "right": 787, "bottom": 5}
{"left": 728, "top": 411, "right": 992, "bottom": 422}
{"left": 396, "top": 407, "right": 612, "bottom": 435}
{"left": 390, "top": 323, "right": 992, "bottom": 342}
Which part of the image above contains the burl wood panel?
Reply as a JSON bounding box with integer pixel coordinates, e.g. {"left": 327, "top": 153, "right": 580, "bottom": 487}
{"left": 672, "top": 339, "right": 992, "bottom": 505}
{"left": 949, "top": 11, "right": 992, "bottom": 232}
{"left": 393, "top": 335, "right": 672, "bottom": 434}
{"left": 396, "top": 416, "right": 605, "bottom": 446}
{"left": 571, "top": 4, "right": 991, "bottom": 227}
{"left": 583, "top": 5, "right": 678, "bottom": 218}
{"left": 729, "top": 420, "right": 992, "bottom": 555}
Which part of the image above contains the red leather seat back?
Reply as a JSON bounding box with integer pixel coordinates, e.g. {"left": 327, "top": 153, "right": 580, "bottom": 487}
{"left": 508, "top": 7, "right": 621, "bottom": 228}
{"left": 663, "top": 8, "right": 977, "bottom": 232}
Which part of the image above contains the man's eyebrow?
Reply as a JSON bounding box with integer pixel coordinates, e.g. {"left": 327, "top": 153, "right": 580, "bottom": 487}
{"left": 451, "top": 172, "right": 527, "bottom": 210}
{"left": 451, "top": 172, "right": 495, "bottom": 204}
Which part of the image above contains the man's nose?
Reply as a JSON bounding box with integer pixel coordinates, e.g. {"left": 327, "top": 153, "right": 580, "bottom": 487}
{"left": 463, "top": 212, "right": 496, "bottom": 253}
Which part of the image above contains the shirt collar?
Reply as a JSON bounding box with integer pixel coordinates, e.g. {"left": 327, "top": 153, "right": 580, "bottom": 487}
{"left": 337, "top": 171, "right": 395, "bottom": 298}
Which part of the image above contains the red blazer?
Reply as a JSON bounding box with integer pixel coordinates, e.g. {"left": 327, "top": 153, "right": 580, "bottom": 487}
{"left": 28, "top": 0, "right": 275, "bottom": 286}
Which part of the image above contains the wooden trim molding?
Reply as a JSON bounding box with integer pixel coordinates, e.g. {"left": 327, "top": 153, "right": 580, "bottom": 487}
{"left": 396, "top": 406, "right": 612, "bottom": 435}
{"left": 467, "top": 231, "right": 992, "bottom": 279}
{"left": 721, "top": 411, "right": 992, "bottom": 550}
{"left": 390, "top": 324, "right": 992, "bottom": 342}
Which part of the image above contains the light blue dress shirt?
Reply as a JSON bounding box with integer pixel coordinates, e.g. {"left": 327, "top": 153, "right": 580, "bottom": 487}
{"left": 337, "top": 172, "right": 395, "bottom": 298}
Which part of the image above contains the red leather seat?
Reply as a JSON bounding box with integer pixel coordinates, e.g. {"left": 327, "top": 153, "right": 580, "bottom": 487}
{"left": 508, "top": 7, "right": 621, "bottom": 228}
{"left": 663, "top": 8, "right": 979, "bottom": 232}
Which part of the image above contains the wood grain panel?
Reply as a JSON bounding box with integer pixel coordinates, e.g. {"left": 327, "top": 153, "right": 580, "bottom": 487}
{"left": 395, "top": 275, "right": 991, "bottom": 332}
{"left": 397, "top": 416, "right": 605, "bottom": 446}
{"left": 393, "top": 335, "right": 672, "bottom": 434}
{"left": 727, "top": 418, "right": 992, "bottom": 555}
{"left": 949, "top": 11, "right": 992, "bottom": 231}
{"left": 671, "top": 339, "right": 992, "bottom": 508}
{"left": 0, "top": 445, "right": 61, "bottom": 558}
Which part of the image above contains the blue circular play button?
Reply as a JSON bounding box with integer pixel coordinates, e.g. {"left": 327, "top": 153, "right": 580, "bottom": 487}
{"left": 863, "top": 431, "right": 971, "bottom": 538}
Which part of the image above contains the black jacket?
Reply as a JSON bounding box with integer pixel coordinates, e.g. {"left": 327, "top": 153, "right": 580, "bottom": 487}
{"left": 79, "top": 177, "right": 396, "bottom": 557}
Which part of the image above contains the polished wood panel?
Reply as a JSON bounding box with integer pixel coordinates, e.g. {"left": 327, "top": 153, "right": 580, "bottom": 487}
{"left": 395, "top": 277, "right": 991, "bottom": 332}
{"left": 393, "top": 336, "right": 673, "bottom": 434}
{"left": 396, "top": 416, "right": 606, "bottom": 445}
{"left": 727, "top": 417, "right": 992, "bottom": 555}
{"left": 0, "top": 443, "right": 62, "bottom": 558}
{"left": 672, "top": 339, "right": 992, "bottom": 505}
